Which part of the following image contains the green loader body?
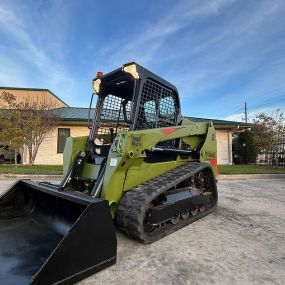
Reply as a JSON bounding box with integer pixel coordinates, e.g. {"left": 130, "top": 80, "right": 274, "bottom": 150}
{"left": 63, "top": 119, "right": 217, "bottom": 218}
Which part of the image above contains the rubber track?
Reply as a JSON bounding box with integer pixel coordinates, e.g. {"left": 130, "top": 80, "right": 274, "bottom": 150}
{"left": 116, "top": 162, "right": 218, "bottom": 243}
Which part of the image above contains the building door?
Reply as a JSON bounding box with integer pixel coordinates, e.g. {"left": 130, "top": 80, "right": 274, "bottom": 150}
{"left": 217, "top": 130, "right": 232, "bottom": 165}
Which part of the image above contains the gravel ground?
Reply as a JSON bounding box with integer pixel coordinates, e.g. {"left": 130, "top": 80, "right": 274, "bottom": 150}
{"left": 0, "top": 178, "right": 284, "bottom": 285}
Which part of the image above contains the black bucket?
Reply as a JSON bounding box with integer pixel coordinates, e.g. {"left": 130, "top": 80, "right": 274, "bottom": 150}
{"left": 0, "top": 180, "right": 117, "bottom": 285}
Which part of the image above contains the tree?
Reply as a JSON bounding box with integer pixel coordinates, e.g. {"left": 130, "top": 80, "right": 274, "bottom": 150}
{"left": 0, "top": 92, "right": 25, "bottom": 165}
{"left": 252, "top": 110, "right": 285, "bottom": 166}
{"left": 0, "top": 91, "right": 60, "bottom": 166}
{"left": 253, "top": 110, "right": 285, "bottom": 152}
{"left": 232, "top": 130, "right": 258, "bottom": 164}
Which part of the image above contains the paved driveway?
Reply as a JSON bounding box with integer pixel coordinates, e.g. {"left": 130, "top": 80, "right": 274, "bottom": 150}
{"left": 0, "top": 179, "right": 284, "bottom": 285}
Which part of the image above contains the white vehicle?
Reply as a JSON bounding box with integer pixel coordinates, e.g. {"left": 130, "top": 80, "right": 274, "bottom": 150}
{"left": 0, "top": 144, "right": 21, "bottom": 163}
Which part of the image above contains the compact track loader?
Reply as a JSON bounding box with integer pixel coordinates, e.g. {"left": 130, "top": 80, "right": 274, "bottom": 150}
{"left": 0, "top": 63, "right": 218, "bottom": 285}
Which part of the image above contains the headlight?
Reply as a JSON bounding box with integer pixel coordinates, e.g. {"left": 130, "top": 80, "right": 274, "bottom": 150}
{"left": 93, "top": 78, "right": 101, "bottom": 93}
{"left": 122, "top": 63, "right": 139, "bottom": 79}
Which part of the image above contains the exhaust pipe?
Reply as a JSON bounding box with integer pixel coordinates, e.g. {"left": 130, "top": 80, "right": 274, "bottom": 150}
{"left": 0, "top": 180, "right": 117, "bottom": 285}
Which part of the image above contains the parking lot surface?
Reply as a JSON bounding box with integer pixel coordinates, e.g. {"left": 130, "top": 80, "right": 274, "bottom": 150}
{"left": 0, "top": 178, "right": 284, "bottom": 285}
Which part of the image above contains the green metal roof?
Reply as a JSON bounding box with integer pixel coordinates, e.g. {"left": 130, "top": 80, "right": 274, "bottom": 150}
{"left": 185, "top": 116, "right": 253, "bottom": 127}
{"left": 53, "top": 107, "right": 94, "bottom": 122}
{"left": 0, "top": 88, "right": 252, "bottom": 128}
{"left": 54, "top": 107, "right": 253, "bottom": 127}
{"left": 0, "top": 106, "right": 253, "bottom": 128}
{"left": 0, "top": 87, "right": 69, "bottom": 107}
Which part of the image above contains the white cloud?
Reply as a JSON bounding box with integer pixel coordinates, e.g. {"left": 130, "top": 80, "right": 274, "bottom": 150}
{"left": 92, "top": 0, "right": 285, "bottom": 119}
{"left": 172, "top": 1, "right": 285, "bottom": 95}
{"left": 0, "top": 0, "right": 284, "bottom": 113}
{"left": 0, "top": 2, "right": 75, "bottom": 102}
{"left": 96, "top": 0, "right": 237, "bottom": 70}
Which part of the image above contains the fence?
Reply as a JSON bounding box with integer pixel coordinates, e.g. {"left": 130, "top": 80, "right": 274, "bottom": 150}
{"left": 256, "top": 150, "right": 285, "bottom": 167}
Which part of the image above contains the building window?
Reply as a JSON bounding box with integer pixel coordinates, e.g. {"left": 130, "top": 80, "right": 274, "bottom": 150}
{"left": 57, "top": 128, "right": 70, "bottom": 153}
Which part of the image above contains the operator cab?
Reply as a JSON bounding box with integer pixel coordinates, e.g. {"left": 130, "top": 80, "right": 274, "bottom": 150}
{"left": 64, "top": 63, "right": 182, "bottom": 193}
{"left": 89, "top": 62, "right": 181, "bottom": 155}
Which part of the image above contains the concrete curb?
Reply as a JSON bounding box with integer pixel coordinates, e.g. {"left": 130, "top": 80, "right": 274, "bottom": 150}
{"left": 0, "top": 173, "right": 284, "bottom": 181}
{"left": 218, "top": 174, "right": 285, "bottom": 180}
{"left": 0, "top": 174, "right": 62, "bottom": 180}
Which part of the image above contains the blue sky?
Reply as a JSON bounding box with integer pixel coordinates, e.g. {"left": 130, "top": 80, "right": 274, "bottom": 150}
{"left": 0, "top": 0, "right": 285, "bottom": 121}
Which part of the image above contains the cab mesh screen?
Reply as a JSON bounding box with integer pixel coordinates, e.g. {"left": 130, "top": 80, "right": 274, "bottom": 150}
{"left": 93, "top": 94, "right": 131, "bottom": 143}
{"left": 135, "top": 79, "right": 178, "bottom": 130}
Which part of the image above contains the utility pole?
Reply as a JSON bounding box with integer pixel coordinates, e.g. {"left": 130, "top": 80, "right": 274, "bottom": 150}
{"left": 243, "top": 102, "right": 248, "bottom": 123}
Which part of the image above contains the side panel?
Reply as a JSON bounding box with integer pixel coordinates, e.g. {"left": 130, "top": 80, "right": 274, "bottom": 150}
{"left": 123, "top": 161, "right": 185, "bottom": 190}
{"left": 63, "top": 136, "right": 89, "bottom": 175}
{"left": 63, "top": 136, "right": 101, "bottom": 180}
{"left": 199, "top": 123, "right": 216, "bottom": 163}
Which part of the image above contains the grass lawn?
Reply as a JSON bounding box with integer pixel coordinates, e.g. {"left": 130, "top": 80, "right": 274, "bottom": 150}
{"left": 0, "top": 164, "right": 284, "bottom": 175}
{"left": 218, "top": 165, "right": 285, "bottom": 174}
{"left": 0, "top": 164, "right": 63, "bottom": 175}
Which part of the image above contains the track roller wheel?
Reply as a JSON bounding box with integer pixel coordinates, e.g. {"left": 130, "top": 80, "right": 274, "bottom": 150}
{"left": 170, "top": 214, "right": 180, "bottom": 224}
{"left": 191, "top": 207, "right": 198, "bottom": 216}
{"left": 199, "top": 205, "right": 206, "bottom": 212}
{"left": 181, "top": 210, "right": 190, "bottom": 220}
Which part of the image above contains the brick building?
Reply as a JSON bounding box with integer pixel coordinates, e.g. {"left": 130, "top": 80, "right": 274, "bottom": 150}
{"left": 0, "top": 87, "right": 68, "bottom": 108}
{"left": 1, "top": 87, "right": 251, "bottom": 165}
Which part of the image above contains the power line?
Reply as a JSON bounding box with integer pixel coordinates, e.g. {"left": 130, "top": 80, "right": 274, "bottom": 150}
{"left": 222, "top": 95, "right": 285, "bottom": 118}
{"left": 248, "top": 101, "right": 285, "bottom": 112}
{"left": 212, "top": 93, "right": 285, "bottom": 119}
{"left": 247, "top": 94, "right": 285, "bottom": 110}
